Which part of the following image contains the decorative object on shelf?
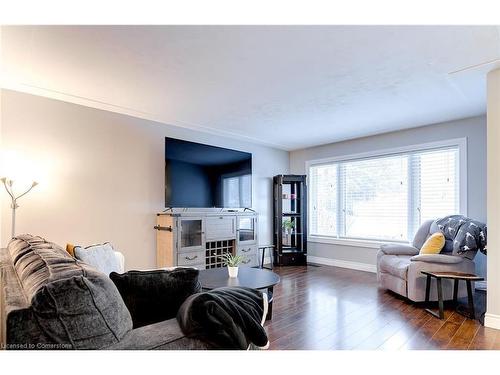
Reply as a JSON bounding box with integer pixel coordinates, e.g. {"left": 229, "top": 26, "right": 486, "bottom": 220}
{"left": 221, "top": 252, "right": 246, "bottom": 277}
{"left": 282, "top": 219, "right": 295, "bottom": 246}
{"left": 1, "top": 177, "right": 38, "bottom": 238}
{"left": 273, "top": 174, "right": 307, "bottom": 266}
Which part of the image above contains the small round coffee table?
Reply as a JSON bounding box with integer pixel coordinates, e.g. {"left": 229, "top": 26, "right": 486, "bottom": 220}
{"left": 198, "top": 267, "right": 280, "bottom": 320}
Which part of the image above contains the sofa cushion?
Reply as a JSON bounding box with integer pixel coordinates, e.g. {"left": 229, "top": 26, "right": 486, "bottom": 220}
{"left": 31, "top": 269, "right": 133, "bottom": 349}
{"left": 380, "top": 243, "right": 419, "bottom": 256}
{"left": 110, "top": 268, "right": 201, "bottom": 328}
{"left": 7, "top": 234, "right": 133, "bottom": 349}
{"left": 74, "top": 242, "right": 121, "bottom": 276}
{"left": 8, "top": 234, "right": 79, "bottom": 300}
{"left": 410, "top": 254, "right": 464, "bottom": 264}
{"left": 378, "top": 255, "right": 411, "bottom": 280}
{"left": 419, "top": 232, "right": 445, "bottom": 254}
{"left": 106, "top": 317, "right": 210, "bottom": 350}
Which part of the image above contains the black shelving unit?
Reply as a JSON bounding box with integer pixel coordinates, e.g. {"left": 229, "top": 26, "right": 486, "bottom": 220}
{"left": 273, "top": 174, "right": 307, "bottom": 266}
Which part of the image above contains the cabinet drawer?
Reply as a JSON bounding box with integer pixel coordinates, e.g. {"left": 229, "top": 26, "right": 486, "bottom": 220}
{"left": 177, "top": 251, "right": 206, "bottom": 267}
{"left": 205, "top": 216, "right": 236, "bottom": 240}
{"left": 239, "top": 254, "right": 258, "bottom": 268}
{"left": 237, "top": 245, "right": 257, "bottom": 257}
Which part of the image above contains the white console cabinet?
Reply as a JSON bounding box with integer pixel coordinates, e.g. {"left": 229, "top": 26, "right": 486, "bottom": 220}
{"left": 155, "top": 210, "right": 258, "bottom": 269}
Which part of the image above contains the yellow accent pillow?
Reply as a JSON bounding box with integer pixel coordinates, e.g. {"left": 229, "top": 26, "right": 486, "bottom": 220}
{"left": 419, "top": 232, "right": 445, "bottom": 254}
{"left": 66, "top": 243, "right": 76, "bottom": 258}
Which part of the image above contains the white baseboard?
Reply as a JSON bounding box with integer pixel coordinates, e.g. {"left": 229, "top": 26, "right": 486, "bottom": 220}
{"left": 484, "top": 312, "right": 500, "bottom": 330}
{"left": 307, "top": 255, "right": 377, "bottom": 273}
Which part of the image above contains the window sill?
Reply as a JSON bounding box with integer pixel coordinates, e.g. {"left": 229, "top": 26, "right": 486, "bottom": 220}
{"left": 307, "top": 236, "right": 407, "bottom": 249}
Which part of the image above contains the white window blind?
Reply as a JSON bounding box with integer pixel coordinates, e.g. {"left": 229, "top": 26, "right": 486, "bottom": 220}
{"left": 309, "top": 163, "right": 338, "bottom": 236}
{"left": 309, "top": 146, "right": 460, "bottom": 242}
{"left": 343, "top": 154, "right": 408, "bottom": 241}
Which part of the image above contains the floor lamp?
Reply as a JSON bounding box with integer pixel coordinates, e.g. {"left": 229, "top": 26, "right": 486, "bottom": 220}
{"left": 1, "top": 177, "right": 38, "bottom": 239}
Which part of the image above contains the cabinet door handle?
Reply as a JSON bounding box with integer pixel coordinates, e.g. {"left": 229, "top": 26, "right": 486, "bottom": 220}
{"left": 185, "top": 255, "right": 198, "bottom": 261}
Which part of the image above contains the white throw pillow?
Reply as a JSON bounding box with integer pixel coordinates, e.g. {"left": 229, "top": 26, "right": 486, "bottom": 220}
{"left": 74, "top": 242, "right": 121, "bottom": 276}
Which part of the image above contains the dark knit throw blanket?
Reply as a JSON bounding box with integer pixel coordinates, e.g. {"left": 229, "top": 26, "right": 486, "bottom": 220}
{"left": 176, "top": 286, "right": 268, "bottom": 350}
{"left": 435, "top": 215, "right": 487, "bottom": 256}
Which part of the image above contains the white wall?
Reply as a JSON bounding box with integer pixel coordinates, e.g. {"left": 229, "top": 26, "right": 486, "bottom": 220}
{"left": 290, "top": 115, "right": 487, "bottom": 275}
{"left": 0, "top": 89, "right": 289, "bottom": 270}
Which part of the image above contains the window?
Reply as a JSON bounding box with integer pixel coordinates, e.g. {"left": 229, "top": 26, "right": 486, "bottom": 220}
{"left": 308, "top": 141, "right": 464, "bottom": 242}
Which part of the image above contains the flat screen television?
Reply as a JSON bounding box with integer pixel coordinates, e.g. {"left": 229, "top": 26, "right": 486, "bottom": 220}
{"left": 165, "top": 137, "right": 252, "bottom": 208}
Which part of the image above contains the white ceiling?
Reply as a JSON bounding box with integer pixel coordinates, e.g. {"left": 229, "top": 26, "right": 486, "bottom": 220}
{"left": 2, "top": 25, "right": 500, "bottom": 150}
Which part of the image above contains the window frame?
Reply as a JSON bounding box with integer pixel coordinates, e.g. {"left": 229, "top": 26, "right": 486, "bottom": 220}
{"left": 306, "top": 137, "right": 468, "bottom": 248}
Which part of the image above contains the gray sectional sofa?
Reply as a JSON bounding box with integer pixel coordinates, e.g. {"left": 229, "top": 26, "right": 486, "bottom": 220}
{"left": 0, "top": 234, "right": 210, "bottom": 349}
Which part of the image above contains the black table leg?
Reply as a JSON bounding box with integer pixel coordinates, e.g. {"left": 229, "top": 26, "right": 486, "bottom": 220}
{"left": 266, "top": 286, "right": 274, "bottom": 320}
{"left": 466, "top": 280, "right": 475, "bottom": 319}
{"left": 453, "top": 279, "right": 459, "bottom": 305}
{"left": 260, "top": 247, "right": 273, "bottom": 270}
{"left": 436, "top": 278, "right": 444, "bottom": 319}
{"left": 424, "top": 275, "right": 444, "bottom": 320}
{"left": 425, "top": 275, "right": 431, "bottom": 303}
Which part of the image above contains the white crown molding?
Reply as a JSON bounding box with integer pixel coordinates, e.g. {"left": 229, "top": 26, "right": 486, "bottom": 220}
{"left": 484, "top": 312, "right": 500, "bottom": 330}
{"left": 0, "top": 78, "right": 290, "bottom": 151}
{"left": 307, "top": 255, "right": 377, "bottom": 273}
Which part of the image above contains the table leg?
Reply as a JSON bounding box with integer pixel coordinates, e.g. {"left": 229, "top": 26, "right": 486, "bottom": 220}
{"left": 425, "top": 275, "right": 431, "bottom": 303}
{"left": 453, "top": 279, "right": 459, "bottom": 305}
{"left": 436, "top": 278, "right": 444, "bottom": 319}
{"left": 466, "top": 280, "right": 475, "bottom": 319}
{"left": 266, "top": 286, "right": 274, "bottom": 321}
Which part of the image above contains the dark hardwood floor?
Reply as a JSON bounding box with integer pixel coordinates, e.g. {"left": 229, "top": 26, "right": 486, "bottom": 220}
{"left": 264, "top": 264, "right": 500, "bottom": 350}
